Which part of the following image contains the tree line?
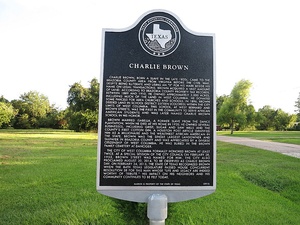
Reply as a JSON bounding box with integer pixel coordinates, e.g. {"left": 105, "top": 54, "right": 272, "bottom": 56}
{"left": 0, "top": 78, "right": 99, "bottom": 132}
{"left": 217, "top": 80, "right": 300, "bottom": 133}
{"left": 1, "top": 78, "right": 300, "bottom": 132}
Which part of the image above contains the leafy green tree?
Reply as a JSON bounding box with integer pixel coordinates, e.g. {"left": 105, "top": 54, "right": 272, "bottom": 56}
{"left": 12, "top": 91, "right": 51, "bottom": 128}
{"left": 256, "top": 105, "right": 276, "bottom": 130}
{"left": 88, "top": 78, "right": 100, "bottom": 111}
{"left": 288, "top": 114, "right": 298, "bottom": 130}
{"left": 217, "top": 79, "right": 252, "bottom": 134}
{"left": 13, "top": 114, "right": 31, "bottom": 129}
{"left": 67, "top": 82, "right": 89, "bottom": 112}
{"left": 51, "top": 109, "right": 68, "bottom": 129}
{"left": 68, "top": 109, "right": 98, "bottom": 132}
{"left": 216, "top": 95, "right": 229, "bottom": 113}
{"left": 67, "top": 78, "right": 100, "bottom": 112}
{"left": 0, "top": 102, "right": 16, "bottom": 128}
{"left": 274, "top": 109, "right": 290, "bottom": 130}
{"left": 240, "top": 104, "right": 257, "bottom": 130}
{"left": 256, "top": 106, "right": 296, "bottom": 131}
{"left": 67, "top": 78, "right": 99, "bottom": 131}
{"left": 39, "top": 106, "right": 68, "bottom": 129}
{"left": 20, "top": 91, "right": 51, "bottom": 118}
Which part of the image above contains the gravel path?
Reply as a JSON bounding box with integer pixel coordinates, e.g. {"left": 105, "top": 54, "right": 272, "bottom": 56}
{"left": 217, "top": 135, "right": 300, "bottom": 159}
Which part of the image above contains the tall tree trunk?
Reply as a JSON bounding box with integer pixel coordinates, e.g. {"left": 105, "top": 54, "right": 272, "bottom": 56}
{"left": 230, "top": 119, "right": 234, "bottom": 135}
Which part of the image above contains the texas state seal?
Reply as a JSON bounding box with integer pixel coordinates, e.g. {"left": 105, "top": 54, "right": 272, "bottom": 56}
{"left": 138, "top": 16, "right": 181, "bottom": 57}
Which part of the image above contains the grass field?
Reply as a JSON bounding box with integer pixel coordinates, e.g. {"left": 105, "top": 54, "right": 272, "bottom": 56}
{"left": 218, "top": 130, "right": 300, "bottom": 145}
{"left": 1, "top": 129, "right": 300, "bottom": 224}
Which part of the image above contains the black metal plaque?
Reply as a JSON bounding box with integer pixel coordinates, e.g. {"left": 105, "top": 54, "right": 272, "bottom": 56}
{"left": 97, "top": 10, "right": 215, "bottom": 202}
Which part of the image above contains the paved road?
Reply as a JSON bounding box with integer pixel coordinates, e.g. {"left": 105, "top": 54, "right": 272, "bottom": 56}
{"left": 217, "top": 135, "right": 300, "bottom": 159}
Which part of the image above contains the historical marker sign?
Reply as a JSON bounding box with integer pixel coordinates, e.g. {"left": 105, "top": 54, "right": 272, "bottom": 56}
{"left": 97, "top": 10, "right": 216, "bottom": 202}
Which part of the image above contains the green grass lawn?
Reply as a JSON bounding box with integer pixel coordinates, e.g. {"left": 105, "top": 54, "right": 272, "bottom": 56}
{"left": 218, "top": 130, "right": 300, "bottom": 145}
{"left": 1, "top": 129, "right": 300, "bottom": 224}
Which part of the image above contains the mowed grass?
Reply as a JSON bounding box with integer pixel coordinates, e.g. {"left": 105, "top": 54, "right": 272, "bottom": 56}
{"left": 1, "top": 129, "right": 300, "bottom": 224}
{"left": 0, "top": 129, "right": 125, "bottom": 224}
{"left": 218, "top": 130, "right": 300, "bottom": 145}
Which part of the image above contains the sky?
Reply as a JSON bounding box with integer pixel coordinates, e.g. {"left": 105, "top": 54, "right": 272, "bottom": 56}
{"left": 0, "top": 0, "right": 299, "bottom": 113}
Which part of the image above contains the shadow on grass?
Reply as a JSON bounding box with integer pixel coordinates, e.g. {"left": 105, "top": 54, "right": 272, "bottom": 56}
{"left": 111, "top": 198, "right": 179, "bottom": 225}
{"left": 111, "top": 199, "right": 148, "bottom": 225}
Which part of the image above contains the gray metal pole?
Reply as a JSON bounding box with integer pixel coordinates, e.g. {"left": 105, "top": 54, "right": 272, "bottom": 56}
{"left": 147, "top": 194, "right": 168, "bottom": 225}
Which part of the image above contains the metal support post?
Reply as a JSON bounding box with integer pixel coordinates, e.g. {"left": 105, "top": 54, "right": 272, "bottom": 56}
{"left": 147, "top": 194, "right": 168, "bottom": 225}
